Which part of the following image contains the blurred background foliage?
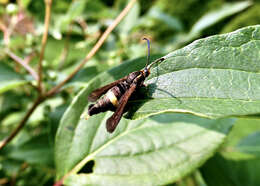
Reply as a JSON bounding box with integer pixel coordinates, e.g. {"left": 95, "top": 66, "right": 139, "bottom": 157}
{"left": 0, "top": 0, "right": 260, "bottom": 185}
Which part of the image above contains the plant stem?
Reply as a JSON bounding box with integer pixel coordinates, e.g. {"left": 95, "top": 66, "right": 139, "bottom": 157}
{"left": 5, "top": 50, "right": 39, "bottom": 81}
{"left": 46, "top": 0, "right": 137, "bottom": 97}
{"left": 38, "top": 0, "right": 52, "bottom": 94}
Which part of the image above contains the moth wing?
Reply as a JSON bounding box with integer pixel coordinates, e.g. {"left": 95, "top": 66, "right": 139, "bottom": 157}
{"left": 88, "top": 76, "right": 127, "bottom": 102}
{"left": 106, "top": 82, "right": 137, "bottom": 133}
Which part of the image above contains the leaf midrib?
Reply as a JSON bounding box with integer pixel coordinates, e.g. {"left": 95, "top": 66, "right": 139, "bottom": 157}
{"left": 149, "top": 67, "right": 260, "bottom": 81}
{"left": 129, "top": 97, "right": 260, "bottom": 104}
{"left": 96, "top": 127, "right": 209, "bottom": 158}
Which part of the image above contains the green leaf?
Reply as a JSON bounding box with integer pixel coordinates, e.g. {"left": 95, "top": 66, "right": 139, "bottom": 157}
{"left": 221, "top": 4, "right": 260, "bottom": 34}
{"left": 190, "top": 1, "right": 252, "bottom": 37}
{"left": 175, "top": 170, "right": 208, "bottom": 186}
{"left": 0, "top": 63, "right": 27, "bottom": 94}
{"left": 236, "top": 131, "right": 260, "bottom": 157}
{"left": 54, "top": 0, "right": 87, "bottom": 36}
{"left": 130, "top": 25, "right": 260, "bottom": 119}
{"left": 0, "top": 159, "right": 22, "bottom": 176}
{"left": 200, "top": 119, "right": 260, "bottom": 186}
{"left": 118, "top": 1, "right": 140, "bottom": 39}
{"left": 64, "top": 66, "right": 100, "bottom": 89}
{"left": 147, "top": 7, "right": 183, "bottom": 31}
{"left": 200, "top": 154, "right": 260, "bottom": 186}
{"left": 20, "top": 0, "right": 32, "bottom": 8}
{"left": 7, "top": 134, "right": 54, "bottom": 165}
{"left": 174, "top": 1, "right": 252, "bottom": 47}
{"left": 66, "top": 0, "right": 86, "bottom": 21}
{"left": 221, "top": 118, "right": 260, "bottom": 160}
{"left": 55, "top": 111, "right": 233, "bottom": 185}
{"left": 62, "top": 25, "right": 260, "bottom": 122}
{"left": 55, "top": 25, "right": 258, "bottom": 184}
{"left": 224, "top": 118, "right": 260, "bottom": 148}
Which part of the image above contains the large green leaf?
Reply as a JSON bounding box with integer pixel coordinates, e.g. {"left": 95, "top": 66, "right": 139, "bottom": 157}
{"left": 0, "top": 63, "right": 27, "bottom": 94}
{"left": 74, "top": 25, "right": 260, "bottom": 120}
{"left": 55, "top": 25, "right": 259, "bottom": 184}
{"left": 129, "top": 25, "right": 260, "bottom": 119}
{"left": 55, "top": 112, "right": 233, "bottom": 185}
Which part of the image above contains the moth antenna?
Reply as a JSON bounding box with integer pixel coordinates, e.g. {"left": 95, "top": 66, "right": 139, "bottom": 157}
{"left": 146, "top": 57, "right": 165, "bottom": 70}
{"left": 142, "top": 37, "right": 150, "bottom": 68}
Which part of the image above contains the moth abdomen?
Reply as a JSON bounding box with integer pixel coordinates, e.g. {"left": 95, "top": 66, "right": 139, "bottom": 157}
{"left": 88, "top": 84, "right": 127, "bottom": 116}
{"left": 88, "top": 95, "right": 115, "bottom": 116}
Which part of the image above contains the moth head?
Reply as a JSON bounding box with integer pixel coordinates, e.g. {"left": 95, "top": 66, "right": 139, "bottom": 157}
{"left": 143, "top": 67, "right": 150, "bottom": 77}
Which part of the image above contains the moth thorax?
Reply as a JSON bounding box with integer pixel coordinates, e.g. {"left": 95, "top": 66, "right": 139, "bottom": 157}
{"left": 106, "top": 90, "right": 119, "bottom": 107}
{"left": 126, "top": 71, "right": 141, "bottom": 84}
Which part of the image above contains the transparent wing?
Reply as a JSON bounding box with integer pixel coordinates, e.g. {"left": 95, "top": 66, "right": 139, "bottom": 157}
{"left": 88, "top": 76, "right": 127, "bottom": 102}
{"left": 106, "top": 83, "right": 137, "bottom": 133}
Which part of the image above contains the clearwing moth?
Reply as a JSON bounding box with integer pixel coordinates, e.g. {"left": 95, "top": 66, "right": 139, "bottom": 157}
{"left": 87, "top": 38, "right": 165, "bottom": 133}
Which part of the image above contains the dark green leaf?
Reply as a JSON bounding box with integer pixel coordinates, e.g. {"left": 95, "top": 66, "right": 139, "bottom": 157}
{"left": 236, "top": 131, "right": 260, "bottom": 157}
{"left": 118, "top": 1, "right": 140, "bottom": 38}
{"left": 0, "top": 159, "right": 22, "bottom": 176}
{"left": 60, "top": 0, "right": 87, "bottom": 28}
{"left": 201, "top": 154, "right": 260, "bottom": 186}
{"left": 201, "top": 118, "right": 260, "bottom": 186}
{"left": 148, "top": 7, "right": 183, "bottom": 31}
{"left": 190, "top": 1, "right": 252, "bottom": 36}
{"left": 66, "top": 0, "right": 86, "bottom": 21}
{"left": 173, "top": 1, "right": 252, "bottom": 48}
{"left": 8, "top": 134, "right": 54, "bottom": 165}
{"left": 0, "top": 63, "right": 27, "bottom": 94}
{"left": 219, "top": 118, "right": 260, "bottom": 160}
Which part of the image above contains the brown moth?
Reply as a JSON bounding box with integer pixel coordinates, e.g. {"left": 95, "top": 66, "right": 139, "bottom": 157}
{"left": 87, "top": 38, "right": 165, "bottom": 133}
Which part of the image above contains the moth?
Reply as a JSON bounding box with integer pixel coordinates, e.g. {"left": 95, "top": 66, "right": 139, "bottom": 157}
{"left": 87, "top": 38, "right": 165, "bottom": 133}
